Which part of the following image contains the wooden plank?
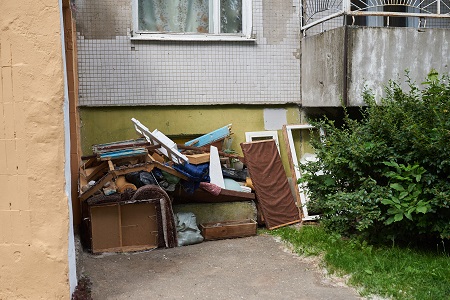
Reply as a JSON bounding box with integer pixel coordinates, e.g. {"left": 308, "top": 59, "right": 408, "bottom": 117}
{"left": 107, "top": 160, "right": 115, "bottom": 172}
{"left": 112, "top": 162, "right": 155, "bottom": 177}
{"left": 282, "top": 125, "right": 304, "bottom": 219}
{"left": 81, "top": 157, "right": 97, "bottom": 169}
{"left": 178, "top": 144, "right": 244, "bottom": 162}
{"left": 152, "top": 161, "right": 189, "bottom": 181}
{"left": 174, "top": 186, "right": 255, "bottom": 203}
{"left": 92, "top": 138, "right": 150, "bottom": 153}
{"left": 200, "top": 219, "right": 256, "bottom": 241}
{"left": 98, "top": 148, "right": 148, "bottom": 161}
{"left": 79, "top": 173, "right": 114, "bottom": 202}
{"left": 185, "top": 153, "right": 210, "bottom": 165}
{"left": 90, "top": 204, "right": 121, "bottom": 253}
{"left": 267, "top": 219, "right": 301, "bottom": 230}
{"left": 84, "top": 161, "right": 108, "bottom": 182}
{"left": 121, "top": 202, "right": 158, "bottom": 248}
{"left": 284, "top": 124, "right": 320, "bottom": 221}
{"left": 184, "top": 124, "right": 232, "bottom": 147}
{"left": 132, "top": 118, "right": 189, "bottom": 165}
{"left": 209, "top": 146, "right": 225, "bottom": 188}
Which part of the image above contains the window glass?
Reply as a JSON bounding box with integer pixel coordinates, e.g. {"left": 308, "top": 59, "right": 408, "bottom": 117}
{"left": 138, "top": 0, "right": 209, "bottom": 33}
{"left": 221, "top": 0, "right": 242, "bottom": 33}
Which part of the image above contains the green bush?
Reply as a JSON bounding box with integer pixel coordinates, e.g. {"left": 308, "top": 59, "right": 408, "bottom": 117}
{"left": 302, "top": 71, "right": 450, "bottom": 243}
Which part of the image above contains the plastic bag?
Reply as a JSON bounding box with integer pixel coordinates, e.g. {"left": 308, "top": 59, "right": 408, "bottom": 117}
{"left": 125, "top": 171, "right": 158, "bottom": 188}
{"left": 175, "top": 212, "right": 204, "bottom": 247}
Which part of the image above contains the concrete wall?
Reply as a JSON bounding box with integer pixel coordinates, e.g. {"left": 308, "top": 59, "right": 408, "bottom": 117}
{"left": 348, "top": 27, "right": 450, "bottom": 106}
{"left": 0, "top": 0, "right": 74, "bottom": 298}
{"left": 75, "top": 0, "right": 302, "bottom": 106}
{"left": 301, "top": 27, "right": 346, "bottom": 107}
{"left": 301, "top": 26, "right": 450, "bottom": 107}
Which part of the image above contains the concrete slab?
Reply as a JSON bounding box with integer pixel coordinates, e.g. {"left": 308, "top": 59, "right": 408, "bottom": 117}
{"left": 78, "top": 234, "right": 363, "bottom": 300}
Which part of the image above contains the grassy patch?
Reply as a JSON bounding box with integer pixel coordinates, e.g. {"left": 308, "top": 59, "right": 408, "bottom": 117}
{"left": 267, "top": 225, "right": 450, "bottom": 299}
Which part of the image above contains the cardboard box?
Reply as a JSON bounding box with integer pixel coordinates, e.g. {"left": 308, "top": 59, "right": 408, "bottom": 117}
{"left": 199, "top": 219, "right": 257, "bottom": 241}
{"left": 89, "top": 200, "right": 158, "bottom": 253}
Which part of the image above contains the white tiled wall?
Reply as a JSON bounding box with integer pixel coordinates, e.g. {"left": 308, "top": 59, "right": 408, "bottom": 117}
{"left": 76, "top": 0, "right": 301, "bottom": 106}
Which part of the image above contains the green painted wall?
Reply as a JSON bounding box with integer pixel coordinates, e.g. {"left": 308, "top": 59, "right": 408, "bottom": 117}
{"left": 79, "top": 104, "right": 311, "bottom": 175}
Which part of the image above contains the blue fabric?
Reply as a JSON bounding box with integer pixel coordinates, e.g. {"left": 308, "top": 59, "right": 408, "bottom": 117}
{"left": 173, "top": 162, "right": 210, "bottom": 194}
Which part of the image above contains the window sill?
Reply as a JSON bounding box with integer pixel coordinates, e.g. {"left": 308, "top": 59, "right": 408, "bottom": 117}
{"left": 130, "top": 33, "right": 256, "bottom": 42}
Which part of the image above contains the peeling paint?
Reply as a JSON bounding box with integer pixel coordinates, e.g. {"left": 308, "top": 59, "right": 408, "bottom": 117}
{"left": 262, "top": 0, "right": 296, "bottom": 44}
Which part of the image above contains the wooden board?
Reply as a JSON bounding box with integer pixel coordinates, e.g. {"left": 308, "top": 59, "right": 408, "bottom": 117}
{"left": 121, "top": 202, "right": 158, "bottom": 248}
{"left": 83, "top": 161, "right": 108, "bottom": 182}
{"left": 174, "top": 186, "right": 255, "bottom": 203}
{"left": 185, "top": 153, "right": 210, "bottom": 165}
{"left": 89, "top": 201, "right": 158, "bottom": 253}
{"left": 90, "top": 205, "right": 121, "bottom": 253}
{"left": 200, "top": 219, "right": 257, "bottom": 241}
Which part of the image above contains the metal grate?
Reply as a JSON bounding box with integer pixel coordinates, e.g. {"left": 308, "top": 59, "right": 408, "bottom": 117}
{"left": 302, "top": 0, "right": 450, "bottom": 35}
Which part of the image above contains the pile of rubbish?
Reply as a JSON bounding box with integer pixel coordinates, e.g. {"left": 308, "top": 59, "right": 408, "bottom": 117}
{"left": 79, "top": 118, "right": 301, "bottom": 253}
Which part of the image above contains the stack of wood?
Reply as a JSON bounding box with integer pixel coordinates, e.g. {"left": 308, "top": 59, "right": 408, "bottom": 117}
{"left": 79, "top": 138, "right": 188, "bottom": 202}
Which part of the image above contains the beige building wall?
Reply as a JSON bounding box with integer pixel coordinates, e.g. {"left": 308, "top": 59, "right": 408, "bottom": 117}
{"left": 0, "top": 0, "right": 76, "bottom": 298}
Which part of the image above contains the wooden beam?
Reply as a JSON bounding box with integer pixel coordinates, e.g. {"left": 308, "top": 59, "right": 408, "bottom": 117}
{"left": 79, "top": 173, "right": 114, "bottom": 202}
{"left": 112, "top": 163, "right": 155, "bottom": 177}
{"left": 84, "top": 161, "right": 108, "bottom": 182}
{"left": 282, "top": 125, "right": 304, "bottom": 219}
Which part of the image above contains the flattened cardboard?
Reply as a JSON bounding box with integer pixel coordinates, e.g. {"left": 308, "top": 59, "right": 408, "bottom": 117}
{"left": 121, "top": 202, "right": 158, "bottom": 247}
{"left": 90, "top": 205, "right": 121, "bottom": 252}
{"left": 89, "top": 201, "right": 158, "bottom": 253}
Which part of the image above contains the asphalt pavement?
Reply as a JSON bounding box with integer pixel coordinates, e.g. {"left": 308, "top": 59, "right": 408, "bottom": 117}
{"left": 78, "top": 234, "right": 363, "bottom": 300}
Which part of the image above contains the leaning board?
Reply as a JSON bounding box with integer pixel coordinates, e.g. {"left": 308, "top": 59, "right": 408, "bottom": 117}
{"left": 240, "top": 140, "right": 301, "bottom": 229}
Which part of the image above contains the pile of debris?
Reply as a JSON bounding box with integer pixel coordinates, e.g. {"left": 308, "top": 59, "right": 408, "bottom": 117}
{"left": 79, "top": 119, "right": 301, "bottom": 253}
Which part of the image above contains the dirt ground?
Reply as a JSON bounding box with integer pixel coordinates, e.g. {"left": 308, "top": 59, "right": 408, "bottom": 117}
{"left": 77, "top": 234, "right": 364, "bottom": 300}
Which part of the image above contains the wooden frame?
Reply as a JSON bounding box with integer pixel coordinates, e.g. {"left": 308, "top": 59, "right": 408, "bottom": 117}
{"left": 245, "top": 131, "right": 280, "bottom": 153}
{"left": 132, "top": 118, "right": 189, "bottom": 165}
{"left": 282, "top": 124, "right": 320, "bottom": 221}
{"left": 89, "top": 200, "right": 159, "bottom": 253}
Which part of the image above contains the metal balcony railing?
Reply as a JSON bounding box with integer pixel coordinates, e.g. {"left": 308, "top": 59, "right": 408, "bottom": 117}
{"left": 301, "top": 0, "right": 450, "bottom": 35}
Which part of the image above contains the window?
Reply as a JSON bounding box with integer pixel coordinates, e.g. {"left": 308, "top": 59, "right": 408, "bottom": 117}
{"left": 132, "top": 0, "right": 253, "bottom": 41}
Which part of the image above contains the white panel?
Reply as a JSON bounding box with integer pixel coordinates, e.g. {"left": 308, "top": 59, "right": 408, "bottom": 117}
{"left": 263, "top": 108, "right": 287, "bottom": 130}
{"left": 209, "top": 145, "right": 225, "bottom": 188}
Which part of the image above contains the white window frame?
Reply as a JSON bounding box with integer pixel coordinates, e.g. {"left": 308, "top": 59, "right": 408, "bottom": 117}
{"left": 131, "top": 0, "right": 254, "bottom": 41}
{"left": 245, "top": 131, "right": 280, "bottom": 153}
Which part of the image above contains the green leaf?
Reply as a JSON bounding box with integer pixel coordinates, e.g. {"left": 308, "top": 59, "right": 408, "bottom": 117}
{"left": 364, "top": 142, "right": 375, "bottom": 150}
{"left": 405, "top": 211, "right": 413, "bottom": 221}
{"left": 383, "top": 161, "right": 398, "bottom": 167}
{"left": 381, "top": 199, "right": 394, "bottom": 205}
{"left": 385, "top": 217, "right": 395, "bottom": 225}
{"left": 416, "top": 206, "right": 428, "bottom": 214}
{"left": 394, "top": 213, "right": 404, "bottom": 222}
{"left": 364, "top": 269, "right": 373, "bottom": 275}
{"left": 387, "top": 207, "right": 399, "bottom": 214}
{"left": 399, "top": 191, "right": 409, "bottom": 200}
{"left": 390, "top": 183, "right": 404, "bottom": 192}
{"left": 324, "top": 176, "right": 335, "bottom": 186}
